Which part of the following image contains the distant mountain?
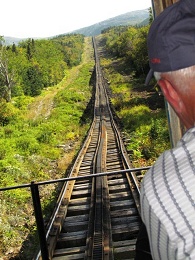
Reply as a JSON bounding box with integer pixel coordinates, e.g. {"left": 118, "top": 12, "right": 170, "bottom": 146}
{"left": 3, "top": 36, "right": 42, "bottom": 45}
{"left": 3, "top": 36, "right": 26, "bottom": 45}
{"left": 4, "top": 8, "right": 149, "bottom": 44}
{"left": 66, "top": 9, "right": 150, "bottom": 36}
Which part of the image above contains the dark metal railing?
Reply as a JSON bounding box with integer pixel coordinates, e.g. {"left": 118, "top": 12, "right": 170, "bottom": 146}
{"left": 0, "top": 166, "right": 151, "bottom": 260}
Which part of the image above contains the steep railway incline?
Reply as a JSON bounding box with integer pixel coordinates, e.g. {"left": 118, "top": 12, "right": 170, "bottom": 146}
{"left": 36, "top": 37, "right": 142, "bottom": 260}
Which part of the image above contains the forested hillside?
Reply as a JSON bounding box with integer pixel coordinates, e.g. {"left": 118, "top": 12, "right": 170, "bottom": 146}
{"left": 4, "top": 8, "right": 149, "bottom": 44}
{"left": 70, "top": 9, "right": 149, "bottom": 36}
{"left": 0, "top": 34, "right": 84, "bottom": 101}
{"left": 0, "top": 35, "right": 94, "bottom": 259}
{"left": 96, "top": 22, "right": 169, "bottom": 165}
{"left": 0, "top": 18, "right": 169, "bottom": 259}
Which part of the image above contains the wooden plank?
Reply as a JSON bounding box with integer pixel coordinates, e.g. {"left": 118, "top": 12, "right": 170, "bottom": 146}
{"left": 65, "top": 214, "right": 89, "bottom": 222}
{"left": 54, "top": 246, "right": 86, "bottom": 256}
{"left": 112, "top": 223, "right": 140, "bottom": 234}
{"left": 57, "top": 231, "right": 87, "bottom": 248}
{"left": 63, "top": 221, "right": 88, "bottom": 232}
{"left": 53, "top": 253, "right": 85, "bottom": 260}
{"left": 71, "top": 189, "right": 91, "bottom": 197}
{"left": 69, "top": 197, "right": 91, "bottom": 205}
{"left": 109, "top": 191, "right": 132, "bottom": 199}
{"left": 73, "top": 183, "right": 92, "bottom": 190}
{"left": 67, "top": 204, "right": 90, "bottom": 215}
{"left": 111, "top": 208, "right": 138, "bottom": 217}
{"left": 113, "top": 239, "right": 137, "bottom": 247}
{"left": 111, "top": 216, "right": 140, "bottom": 225}
{"left": 108, "top": 183, "right": 129, "bottom": 191}
{"left": 110, "top": 200, "right": 135, "bottom": 210}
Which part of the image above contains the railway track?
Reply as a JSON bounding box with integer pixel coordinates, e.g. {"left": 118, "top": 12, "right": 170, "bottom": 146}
{"left": 35, "top": 37, "right": 142, "bottom": 260}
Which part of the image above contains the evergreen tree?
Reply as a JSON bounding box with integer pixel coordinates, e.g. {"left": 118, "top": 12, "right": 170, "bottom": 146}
{"left": 12, "top": 43, "right": 17, "bottom": 53}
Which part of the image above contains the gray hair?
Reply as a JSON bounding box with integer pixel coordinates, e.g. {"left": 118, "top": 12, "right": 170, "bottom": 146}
{"left": 154, "top": 65, "right": 195, "bottom": 94}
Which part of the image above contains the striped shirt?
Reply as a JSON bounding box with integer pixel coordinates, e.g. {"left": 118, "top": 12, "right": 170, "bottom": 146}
{"left": 140, "top": 127, "right": 195, "bottom": 260}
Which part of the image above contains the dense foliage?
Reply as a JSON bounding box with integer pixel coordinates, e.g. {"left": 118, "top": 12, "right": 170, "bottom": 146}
{"left": 0, "top": 36, "right": 93, "bottom": 258}
{"left": 0, "top": 34, "right": 84, "bottom": 101}
{"left": 53, "top": 34, "right": 84, "bottom": 67}
{"left": 97, "top": 21, "right": 170, "bottom": 166}
{"left": 103, "top": 25, "right": 150, "bottom": 76}
{"left": 0, "top": 15, "right": 170, "bottom": 258}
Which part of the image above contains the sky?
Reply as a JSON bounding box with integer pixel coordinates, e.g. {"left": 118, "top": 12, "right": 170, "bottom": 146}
{"left": 1, "top": 0, "right": 151, "bottom": 39}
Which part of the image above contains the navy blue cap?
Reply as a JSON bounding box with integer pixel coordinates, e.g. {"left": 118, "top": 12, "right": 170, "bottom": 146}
{"left": 145, "top": 0, "right": 195, "bottom": 85}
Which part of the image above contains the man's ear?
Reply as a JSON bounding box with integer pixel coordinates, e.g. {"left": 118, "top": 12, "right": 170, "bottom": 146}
{"left": 158, "top": 79, "right": 183, "bottom": 114}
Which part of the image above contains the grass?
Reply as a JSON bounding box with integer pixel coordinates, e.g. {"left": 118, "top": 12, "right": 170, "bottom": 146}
{"left": 0, "top": 35, "right": 171, "bottom": 258}
{"left": 96, "top": 34, "right": 170, "bottom": 167}
{"left": 0, "top": 37, "right": 95, "bottom": 259}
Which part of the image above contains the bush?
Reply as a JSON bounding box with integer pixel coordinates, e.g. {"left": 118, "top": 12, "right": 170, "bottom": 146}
{"left": 16, "top": 136, "right": 39, "bottom": 155}
{"left": 119, "top": 105, "right": 151, "bottom": 131}
{"left": 0, "top": 99, "right": 18, "bottom": 126}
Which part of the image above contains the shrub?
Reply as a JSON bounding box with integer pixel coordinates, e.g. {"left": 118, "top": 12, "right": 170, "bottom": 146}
{"left": 0, "top": 99, "right": 18, "bottom": 126}
{"left": 16, "top": 136, "right": 39, "bottom": 155}
{"left": 119, "top": 105, "right": 151, "bottom": 131}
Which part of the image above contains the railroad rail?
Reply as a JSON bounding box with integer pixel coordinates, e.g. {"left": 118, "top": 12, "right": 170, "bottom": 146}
{"left": 33, "top": 37, "right": 145, "bottom": 260}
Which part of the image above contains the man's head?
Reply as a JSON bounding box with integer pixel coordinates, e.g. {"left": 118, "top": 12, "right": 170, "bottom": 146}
{"left": 147, "top": 0, "right": 195, "bottom": 75}
{"left": 146, "top": 0, "right": 195, "bottom": 129}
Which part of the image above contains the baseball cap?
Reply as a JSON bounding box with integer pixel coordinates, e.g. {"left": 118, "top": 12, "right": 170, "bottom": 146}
{"left": 145, "top": 0, "right": 195, "bottom": 86}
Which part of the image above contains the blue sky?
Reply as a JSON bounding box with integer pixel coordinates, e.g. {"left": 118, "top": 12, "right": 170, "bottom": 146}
{"left": 1, "top": 0, "right": 151, "bottom": 38}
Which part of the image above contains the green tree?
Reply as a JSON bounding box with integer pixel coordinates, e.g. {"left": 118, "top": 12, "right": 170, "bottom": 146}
{"left": 0, "top": 36, "right": 4, "bottom": 46}
{"left": 0, "top": 34, "right": 84, "bottom": 98}
{"left": 23, "top": 64, "right": 43, "bottom": 96}
{"left": 149, "top": 7, "right": 154, "bottom": 24}
{"left": 53, "top": 34, "right": 84, "bottom": 67}
{"left": 130, "top": 26, "right": 150, "bottom": 75}
{"left": 11, "top": 43, "right": 17, "bottom": 53}
{"left": 103, "top": 24, "right": 150, "bottom": 77}
{"left": 26, "top": 38, "right": 35, "bottom": 60}
{"left": 0, "top": 98, "right": 17, "bottom": 125}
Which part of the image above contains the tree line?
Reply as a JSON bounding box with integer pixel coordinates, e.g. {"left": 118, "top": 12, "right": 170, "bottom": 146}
{"left": 0, "top": 34, "right": 84, "bottom": 102}
{"left": 101, "top": 8, "right": 153, "bottom": 77}
{"left": 102, "top": 25, "right": 149, "bottom": 76}
{"left": 0, "top": 10, "right": 152, "bottom": 104}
